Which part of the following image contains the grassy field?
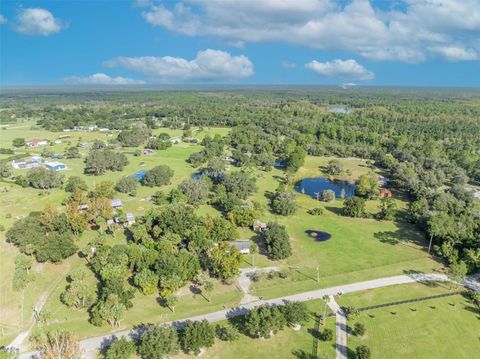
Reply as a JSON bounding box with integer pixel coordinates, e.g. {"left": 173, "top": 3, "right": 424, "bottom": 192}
{"left": 0, "top": 122, "right": 444, "bottom": 345}
{"left": 336, "top": 283, "right": 480, "bottom": 359}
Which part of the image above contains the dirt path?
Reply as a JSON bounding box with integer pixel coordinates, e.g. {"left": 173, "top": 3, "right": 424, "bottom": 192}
{"left": 8, "top": 265, "right": 70, "bottom": 351}
{"left": 238, "top": 267, "right": 279, "bottom": 304}
{"left": 328, "top": 296, "right": 348, "bottom": 359}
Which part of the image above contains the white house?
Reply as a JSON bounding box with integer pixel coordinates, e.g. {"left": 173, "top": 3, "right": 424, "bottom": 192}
{"left": 229, "top": 240, "right": 251, "bottom": 254}
{"left": 26, "top": 139, "right": 48, "bottom": 147}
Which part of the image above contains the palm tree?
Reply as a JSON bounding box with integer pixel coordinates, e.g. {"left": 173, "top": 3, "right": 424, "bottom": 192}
{"left": 203, "top": 281, "right": 214, "bottom": 302}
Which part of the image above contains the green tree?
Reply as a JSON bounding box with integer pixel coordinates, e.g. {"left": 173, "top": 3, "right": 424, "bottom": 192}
{"left": 94, "top": 294, "right": 126, "bottom": 328}
{"left": 377, "top": 197, "right": 397, "bottom": 220}
{"left": 104, "top": 337, "right": 136, "bottom": 359}
{"left": 354, "top": 322, "right": 366, "bottom": 336}
{"left": 0, "top": 162, "right": 12, "bottom": 178}
{"left": 61, "top": 268, "right": 96, "bottom": 310}
{"left": 134, "top": 269, "right": 158, "bottom": 295}
{"left": 115, "top": 176, "right": 138, "bottom": 194}
{"left": 281, "top": 301, "right": 310, "bottom": 328}
{"left": 245, "top": 305, "right": 286, "bottom": 338}
{"left": 203, "top": 281, "right": 214, "bottom": 302}
{"left": 326, "top": 159, "right": 343, "bottom": 175}
{"left": 179, "top": 178, "right": 210, "bottom": 205}
{"left": 182, "top": 320, "right": 215, "bottom": 355}
{"left": 138, "top": 324, "right": 180, "bottom": 359}
{"left": 356, "top": 173, "right": 380, "bottom": 199}
{"left": 12, "top": 138, "right": 26, "bottom": 147}
{"left": 25, "top": 167, "right": 64, "bottom": 189}
{"left": 64, "top": 146, "right": 81, "bottom": 159}
{"left": 271, "top": 191, "right": 296, "bottom": 216}
{"left": 215, "top": 324, "right": 239, "bottom": 341}
{"left": 141, "top": 165, "right": 174, "bottom": 187}
{"left": 321, "top": 189, "right": 336, "bottom": 202}
{"left": 264, "top": 222, "right": 292, "bottom": 260}
{"left": 84, "top": 148, "right": 128, "bottom": 175}
{"left": 355, "top": 345, "right": 371, "bottom": 359}
{"left": 448, "top": 260, "right": 468, "bottom": 289}
{"left": 208, "top": 242, "right": 242, "bottom": 280}
{"left": 65, "top": 176, "right": 88, "bottom": 193}
{"left": 343, "top": 196, "right": 366, "bottom": 218}
{"left": 222, "top": 171, "right": 257, "bottom": 200}
{"left": 93, "top": 181, "right": 116, "bottom": 198}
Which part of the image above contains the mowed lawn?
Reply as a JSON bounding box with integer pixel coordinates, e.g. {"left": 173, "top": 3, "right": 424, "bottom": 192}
{"left": 337, "top": 283, "right": 480, "bottom": 359}
{"left": 248, "top": 159, "right": 443, "bottom": 299}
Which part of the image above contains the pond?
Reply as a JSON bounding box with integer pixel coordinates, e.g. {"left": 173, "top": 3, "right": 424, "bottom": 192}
{"left": 295, "top": 177, "right": 356, "bottom": 199}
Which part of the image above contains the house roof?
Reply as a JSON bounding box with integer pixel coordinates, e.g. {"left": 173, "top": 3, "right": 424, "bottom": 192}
{"left": 229, "top": 240, "right": 251, "bottom": 251}
{"left": 111, "top": 199, "right": 122, "bottom": 207}
{"left": 126, "top": 212, "right": 135, "bottom": 221}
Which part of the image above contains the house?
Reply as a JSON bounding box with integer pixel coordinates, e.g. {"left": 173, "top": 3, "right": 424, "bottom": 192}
{"left": 26, "top": 139, "right": 48, "bottom": 147}
{"left": 225, "top": 156, "right": 236, "bottom": 163}
{"left": 53, "top": 140, "right": 62, "bottom": 144}
{"left": 377, "top": 175, "right": 389, "bottom": 187}
{"left": 112, "top": 213, "right": 135, "bottom": 227}
{"left": 125, "top": 212, "right": 136, "bottom": 226}
{"left": 12, "top": 156, "right": 43, "bottom": 169}
{"left": 99, "top": 128, "right": 110, "bottom": 132}
{"left": 79, "top": 143, "right": 89, "bottom": 148}
{"left": 111, "top": 198, "right": 123, "bottom": 208}
{"left": 229, "top": 240, "right": 251, "bottom": 254}
{"left": 44, "top": 161, "right": 67, "bottom": 171}
{"left": 380, "top": 189, "right": 393, "bottom": 198}
{"left": 78, "top": 204, "right": 89, "bottom": 211}
{"left": 253, "top": 220, "right": 267, "bottom": 232}
{"left": 170, "top": 137, "right": 182, "bottom": 144}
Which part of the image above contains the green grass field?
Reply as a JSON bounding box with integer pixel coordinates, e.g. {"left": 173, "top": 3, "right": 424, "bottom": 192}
{"left": 0, "top": 122, "right": 444, "bottom": 346}
{"left": 337, "top": 283, "right": 480, "bottom": 359}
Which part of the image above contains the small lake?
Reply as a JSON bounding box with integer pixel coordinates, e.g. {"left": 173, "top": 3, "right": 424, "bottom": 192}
{"left": 295, "top": 177, "right": 356, "bottom": 199}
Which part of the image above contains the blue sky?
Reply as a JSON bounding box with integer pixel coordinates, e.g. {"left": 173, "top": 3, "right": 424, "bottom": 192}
{"left": 1, "top": 0, "right": 479, "bottom": 87}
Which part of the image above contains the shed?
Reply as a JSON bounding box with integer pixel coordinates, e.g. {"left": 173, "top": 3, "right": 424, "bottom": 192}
{"left": 111, "top": 199, "right": 123, "bottom": 208}
{"left": 229, "top": 240, "right": 251, "bottom": 254}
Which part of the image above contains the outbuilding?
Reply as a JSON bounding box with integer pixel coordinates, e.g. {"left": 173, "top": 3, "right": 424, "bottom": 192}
{"left": 111, "top": 198, "right": 123, "bottom": 208}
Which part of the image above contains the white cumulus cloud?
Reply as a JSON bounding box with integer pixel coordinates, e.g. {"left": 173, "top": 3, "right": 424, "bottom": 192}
{"left": 14, "top": 8, "right": 65, "bottom": 36}
{"left": 63, "top": 73, "right": 145, "bottom": 85}
{"left": 0, "top": 14, "right": 7, "bottom": 24}
{"left": 305, "top": 59, "right": 374, "bottom": 80}
{"left": 104, "top": 49, "right": 254, "bottom": 82}
{"left": 139, "top": 0, "right": 480, "bottom": 63}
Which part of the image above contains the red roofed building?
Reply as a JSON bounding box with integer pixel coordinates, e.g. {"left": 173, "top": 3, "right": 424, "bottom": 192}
{"left": 380, "top": 189, "right": 392, "bottom": 198}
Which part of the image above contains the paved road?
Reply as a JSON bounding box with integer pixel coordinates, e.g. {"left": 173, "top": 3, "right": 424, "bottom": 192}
{"left": 328, "top": 296, "right": 348, "bottom": 359}
{"left": 19, "top": 272, "right": 479, "bottom": 359}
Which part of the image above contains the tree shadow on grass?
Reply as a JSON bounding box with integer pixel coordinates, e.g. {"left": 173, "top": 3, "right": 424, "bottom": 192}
{"left": 324, "top": 206, "right": 344, "bottom": 216}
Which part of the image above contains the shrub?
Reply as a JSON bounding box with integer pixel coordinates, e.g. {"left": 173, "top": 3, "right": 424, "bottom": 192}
{"left": 319, "top": 328, "right": 334, "bottom": 341}
{"left": 355, "top": 345, "right": 371, "bottom": 359}
{"left": 354, "top": 322, "right": 366, "bottom": 336}
{"left": 307, "top": 207, "right": 324, "bottom": 215}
